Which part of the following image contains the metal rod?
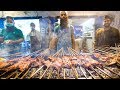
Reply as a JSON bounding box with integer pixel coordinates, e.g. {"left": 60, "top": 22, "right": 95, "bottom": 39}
{"left": 14, "top": 69, "right": 26, "bottom": 79}
{"left": 6, "top": 70, "right": 18, "bottom": 79}
{"left": 71, "top": 67, "right": 79, "bottom": 79}
{"left": 53, "top": 48, "right": 63, "bottom": 57}
{"left": 39, "top": 68, "right": 43, "bottom": 78}
{"left": 105, "top": 67, "right": 120, "bottom": 77}
{"left": 47, "top": 68, "right": 53, "bottom": 79}
{"left": 57, "top": 49, "right": 62, "bottom": 57}
{"left": 68, "top": 47, "right": 75, "bottom": 56}
{"left": 39, "top": 62, "right": 52, "bottom": 79}
{"left": 86, "top": 68, "right": 102, "bottom": 79}
{"left": 67, "top": 47, "right": 72, "bottom": 56}
{"left": 96, "top": 66, "right": 114, "bottom": 79}
{"left": 20, "top": 68, "right": 31, "bottom": 79}
{"left": 57, "top": 69, "right": 60, "bottom": 79}
{"left": 63, "top": 68, "right": 66, "bottom": 79}
{"left": 67, "top": 47, "right": 79, "bottom": 79}
{"left": 14, "top": 72, "right": 21, "bottom": 79}
{"left": 69, "top": 47, "right": 79, "bottom": 55}
{"left": 0, "top": 71, "right": 9, "bottom": 77}
{"left": 29, "top": 65, "right": 44, "bottom": 78}
{"left": 29, "top": 68, "right": 37, "bottom": 78}
{"left": 79, "top": 66, "right": 88, "bottom": 79}
{"left": 90, "top": 66, "right": 109, "bottom": 79}
{"left": 86, "top": 69, "right": 96, "bottom": 79}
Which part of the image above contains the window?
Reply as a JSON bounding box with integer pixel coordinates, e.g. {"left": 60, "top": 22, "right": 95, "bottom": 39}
{"left": 14, "top": 19, "right": 40, "bottom": 41}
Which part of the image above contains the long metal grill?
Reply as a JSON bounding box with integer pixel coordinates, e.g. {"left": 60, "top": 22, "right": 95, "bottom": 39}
{"left": 0, "top": 47, "right": 120, "bottom": 79}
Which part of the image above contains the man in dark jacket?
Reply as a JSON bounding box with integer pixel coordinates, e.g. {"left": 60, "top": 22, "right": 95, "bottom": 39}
{"left": 95, "top": 14, "right": 120, "bottom": 47}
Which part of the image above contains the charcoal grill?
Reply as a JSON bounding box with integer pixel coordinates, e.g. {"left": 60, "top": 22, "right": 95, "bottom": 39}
{"left": 0, "top": 47, "right": 120, "bottom": 79}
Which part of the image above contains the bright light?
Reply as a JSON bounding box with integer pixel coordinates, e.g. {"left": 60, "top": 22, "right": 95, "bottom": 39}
{"left": 81, "top": 18, "right": 95, "bottom": 31}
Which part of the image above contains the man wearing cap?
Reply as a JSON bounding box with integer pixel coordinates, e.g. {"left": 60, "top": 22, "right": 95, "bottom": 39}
{"left": 95, "top": 14, "right": 120, "bottom": 47}
{"left": 0, "top": 16, "right": 24, "bottom": 54}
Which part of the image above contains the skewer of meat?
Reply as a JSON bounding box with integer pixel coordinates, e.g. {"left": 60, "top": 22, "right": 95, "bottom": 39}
{"left": 96, "top": 66, "right": 116, "bottom": 79}
{"left": 14, "top": 58, "right": 42, "bottom": 79}
{"left": 71, "top": 48, "right": 101, "bottom": 69}
{"left": 2, "top": 57, "right": 30, "bottom": 72}
{"left": 0, "top": 62, "right": 16, "bottom": 77}
{"left": 66, "top": 47, "right": 79, "bottom": 79}
{"left": 105, "top": 67, "right": 120, "bottom": 77}
{"left": 90, "top": 66, "right": 104, "bottom": 79}
{"left": 90, "top": 66, "right": 110, "bottom": 79}
{"left": 66, "top": 48, "right": 79, "bottom": 78}
{"left": 102, "top": 68, "right": 119, "bottom": 78}
{"left": 0, "top": 62, "right": 11, "bottom": 69}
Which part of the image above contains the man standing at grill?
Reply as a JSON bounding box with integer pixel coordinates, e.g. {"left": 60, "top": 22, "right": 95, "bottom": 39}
{"left": 51, "top": 11, "right": 75, "bottom": 53}
{"left": 95, "top": 14, "right": 120, "bottom": 47}
{"left": 0, "top": 16, "right": 24, "bottom": 54}
{"left": 27, "top": 22, "right": 42, "bottom": 53}
{"left": 41, "top": 11, "right": 75, "bottom": 55}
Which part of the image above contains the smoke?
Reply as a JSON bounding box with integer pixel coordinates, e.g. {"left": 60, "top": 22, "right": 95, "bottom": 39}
{"left": 0, "top": 47, "right": 12, "bottom": 58}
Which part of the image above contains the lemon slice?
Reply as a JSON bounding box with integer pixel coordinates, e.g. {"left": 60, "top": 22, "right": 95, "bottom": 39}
{"left": 0, "top": 57, "right": 6, "bottom": 62}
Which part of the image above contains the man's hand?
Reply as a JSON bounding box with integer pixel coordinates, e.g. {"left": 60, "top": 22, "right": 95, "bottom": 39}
{"left": 4, "top": 40, "right": 16, "bottom": 45}
{"left": 49, "top": 36, "right": 58, "bottom": 49}
{"left": 4, "top": 38, "right": 24, "bottom": 45}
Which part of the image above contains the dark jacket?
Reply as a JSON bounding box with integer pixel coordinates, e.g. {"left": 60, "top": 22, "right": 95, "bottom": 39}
{"left": 95, "top": 27, "right": 120, "bottom": 47}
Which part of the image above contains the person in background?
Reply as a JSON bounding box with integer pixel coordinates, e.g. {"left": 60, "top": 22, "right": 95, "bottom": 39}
{"left": 27, "top": 22, "right": 42, "bottom": 53}
{"left": 74, "top": 25, "right": 87, "bottom": 53}
{"left": 0, "top": 16, "right": 24, "bottom": 54}
{"left": 40, "top": 18, "right": 57, "bottom": 56}
{"left": 41, "top": 18, "right": 53, "bottom": 50}
{"left": 95, "top": 14, "right": 120, "bottom": 47}
{"left": 74, "top": 35, "right": 87, "bottom": 53}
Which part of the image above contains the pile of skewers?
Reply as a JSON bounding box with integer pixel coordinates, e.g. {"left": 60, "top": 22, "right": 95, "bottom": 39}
{"left": 0, "top": 47, "right": 120, "bottom": 79}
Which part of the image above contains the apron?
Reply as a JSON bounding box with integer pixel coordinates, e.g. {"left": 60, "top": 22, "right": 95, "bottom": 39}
{"left": 30, "top": 36, "right": 41, "bottom": 52}
{"left": 57, "top": 27, "right": 72, "bottom": 53}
